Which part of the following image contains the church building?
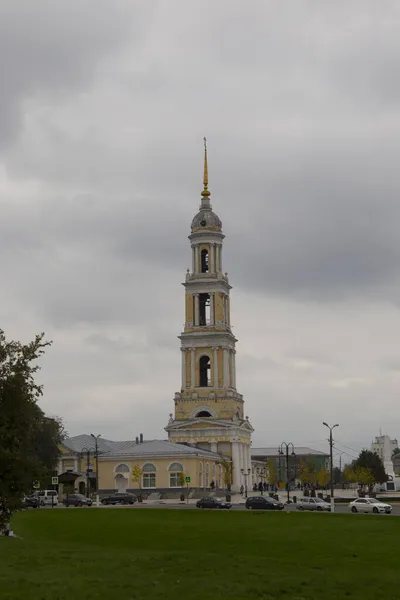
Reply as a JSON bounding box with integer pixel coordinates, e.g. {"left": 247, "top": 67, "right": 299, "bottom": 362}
{"left": 58, "top": 141, "right": 253, "bottom": 495}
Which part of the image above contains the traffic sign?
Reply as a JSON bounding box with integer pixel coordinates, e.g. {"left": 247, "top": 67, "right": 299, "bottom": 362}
{"left": 33, "top": 480, "right": 40, "bottom": 489}
{"left": 51, "top": 476, "right": 59, "bottom": 485}
{"left": 185, "top": 476, "right": 191, "bottom": 484}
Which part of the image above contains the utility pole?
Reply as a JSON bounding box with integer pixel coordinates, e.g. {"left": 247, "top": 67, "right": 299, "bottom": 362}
{"left": 323, "top": 422, "right": 339, "bottom": 512}
{"left": 91, "top": 434, "right": 101, "bottom": 507}
{"left": 279, "top": 442, "right": 295, "bottom": 504}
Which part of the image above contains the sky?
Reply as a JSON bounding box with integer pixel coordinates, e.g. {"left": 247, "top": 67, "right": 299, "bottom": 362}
{"left": 2, "top": 1, "right": 400, "bottom": 465}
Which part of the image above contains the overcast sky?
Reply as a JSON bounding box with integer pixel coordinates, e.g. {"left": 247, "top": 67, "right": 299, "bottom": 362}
{"left": 2, "top": 1, "right": 400, "bottom": 464}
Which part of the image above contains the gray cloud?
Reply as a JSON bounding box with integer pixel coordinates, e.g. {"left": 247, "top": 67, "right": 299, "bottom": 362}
{"left": 1, "top": 1, "right": 400, "bottom": 454}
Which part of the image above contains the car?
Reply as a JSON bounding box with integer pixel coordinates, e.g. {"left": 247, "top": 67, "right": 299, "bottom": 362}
{"left": 22, "top": 496, "right": 38, "bottom": 509}
{"left": 349, "top": 497, "right": 392, "bottom": 514}
{"left": 196, "top": 497, "right": 232, "bottom": 509}
{"left": 63, "top": 493, "right": 92, "bottom": 507}
{"left": 34, "top": 490, "right": 59, "bottom": 506}
{"left": 297, "top": 497, "right": 331, "bottom": 512}
{"left": 101, "top": 492, "right": 137, "bottom": 506}
{"left": 245, "top": 496, "right": 284, "bottom": 510}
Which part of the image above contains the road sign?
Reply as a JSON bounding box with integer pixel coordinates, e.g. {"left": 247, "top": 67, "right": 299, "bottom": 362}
{"left": 33, "top": 480, "right": 40, "bottom": 489}
{"left": 185, "top": 476, "right": 191, "bottom": 484}
{"left": 51, "top": 476, "right": 59, "bottom": 485}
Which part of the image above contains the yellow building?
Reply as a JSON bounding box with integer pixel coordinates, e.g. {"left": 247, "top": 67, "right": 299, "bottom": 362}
{"left": 58, "top": 141, "right": 253, "bottom": 496}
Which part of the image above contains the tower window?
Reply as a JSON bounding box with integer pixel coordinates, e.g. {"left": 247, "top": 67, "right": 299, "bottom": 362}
{"left": 199, "top": 293, "right": 210, "bottom": 325}
{"left": 196, "top": 410, "right": 212, "bottom": 417}
{"left": 201, "top": 249, "right": 209, "bottom": 273}
{"left": 199, "top": 355, "right": 211, "bottom": 387}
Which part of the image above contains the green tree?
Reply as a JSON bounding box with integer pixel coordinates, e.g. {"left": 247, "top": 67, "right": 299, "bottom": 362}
{"left": 298, "top": 459, "right": 317, "bottom": 486}
{"left": 353, "top": 450, "right": 387, "bottom": 494}
{"left": 267, "top": 459, "right": 278, "bottom": 487}
{"left": 0, "top": 330, "right": 54, "bottom": 535}
{"left": 220, "top": 458, "right": 232, "bottom": 490}
{"left": 317, "top": 466, "right": 330, "bottom": 489}
{"left": 392, "top": 447, "right": 400, "bottom": 457}
{"left": 131, "top": 464, "right": 143, "bottom": 489}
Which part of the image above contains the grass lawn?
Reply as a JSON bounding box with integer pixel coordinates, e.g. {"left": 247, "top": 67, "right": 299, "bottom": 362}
{"left": 0, "top": 509, "right": 399, "bottom": 600}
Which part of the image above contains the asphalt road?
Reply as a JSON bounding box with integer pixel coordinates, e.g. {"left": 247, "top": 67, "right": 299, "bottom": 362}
{"left": 37, "top": 502, "right": 400, "bottom": 516}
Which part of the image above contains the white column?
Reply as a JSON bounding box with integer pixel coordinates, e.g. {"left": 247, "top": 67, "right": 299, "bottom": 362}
{"left": 181, "top": 349, "right": 186, "bottom": 389}
{"left": 210, "top": 292, "right": 214, "bottom": 325}
{"left": 219, "top": 244, "right": 223, "bottom": 271}
{"left": 211, "top": 442, "right": 218, "bottom": 453}
{"left": 232, "top": 350, "right": 236, "bottom": 389}
{"left": 194, "top": 294, "right": 199, "bottom": 326}
{"left": 195, "top": 246, "right": 199, "bottom": 273}
{"left": 74, "top": 458, "right": 78, "bottom": 472}
{"left": 215, "top": 245, "right": 219, "bottom": 272}
{"left": 191, "top": 348, "right": 195, "bottom": 388}
{"left": 213, "top": 346, "right": 219, "bottom": 388}
{"left": 239, "top": 444, "right": 245, "bottom": 486}
{"left": 232, "top": 443, "right": 241, "bottom": 491}
{"left": 223, "top": 348, "right": 229, "bottom": 387}
{"left": 58, "top": 460, "right": 63, "bottom": 474}
{"left": 210, "top": 243, "right": 215, "bottom": 272}
{"left": 192, "top": 247, "right": 195, "bottom": 273}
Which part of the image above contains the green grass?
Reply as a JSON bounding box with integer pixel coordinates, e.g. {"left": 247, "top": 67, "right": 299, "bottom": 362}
{"left": 0, "top": 509, "right": 399, "bottom": 600}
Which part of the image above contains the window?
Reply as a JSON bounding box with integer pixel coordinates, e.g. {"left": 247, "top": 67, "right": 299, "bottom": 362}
{"left": 142, "top": 463, "right": 156, "bottom": 488}
{"left": 196, "top": 410, "right": 212, "bottom": 417}
{"left": 199, "top": 293, "right": 211, "bottom": 325}
{"left": 201, "top": 249, "right": 209, "bottom": 273}
{"left": 199, "top": 355, "right": 211, "bottom": 387}
{"left": 115, "top": 464, "right": 129, "bottom": 474}
{"left": 169, "top": 462, "right": 184, "bottom": 487}
{"left": 205, "top": 464, "right": 210, "bottom": 488}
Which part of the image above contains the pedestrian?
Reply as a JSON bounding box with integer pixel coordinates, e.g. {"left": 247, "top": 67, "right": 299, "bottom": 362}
{"left": 240, "top": 484, "right": 244, "bottom": 496}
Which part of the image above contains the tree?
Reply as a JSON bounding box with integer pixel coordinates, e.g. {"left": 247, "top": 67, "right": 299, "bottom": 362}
{"left": 298, "top": 459, "right": 317, "bottom": 486}
{"left": 317, "top": 466, "right": 330, "bottom": 489}
{"left": 0, "top": 330, "right": 54, "bottom": 535}
{"left": 131, "top": 464, "right": 143, "bottom": 489}
{"left": 220, "top": 458, "right": 232, "bottom": 490}
{"left": 267, "top": 459, "right": 278, "bottom": 488}
{"left": 392, "top": 447, "right": 400, "bottom": 457}
{"left": 353, "top": 450, "right": 387, "bottom": 494}
{"left": 333, "top": 466, "right": 342, "bottom": 485}
{"left": 178, "top": 471, "right": 186, "bottom": 487}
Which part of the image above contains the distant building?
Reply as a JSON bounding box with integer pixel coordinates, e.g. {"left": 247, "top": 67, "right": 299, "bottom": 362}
{"left": 251, "top": 447, "right": 329, "bottom": 485}
{"left": 371, "top": 434, "right": 398, "bottom": 491}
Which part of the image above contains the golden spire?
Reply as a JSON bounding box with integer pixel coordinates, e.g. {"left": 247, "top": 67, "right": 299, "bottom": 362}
{"left": 201, "top": 136, "right": 210, "bottom": 197}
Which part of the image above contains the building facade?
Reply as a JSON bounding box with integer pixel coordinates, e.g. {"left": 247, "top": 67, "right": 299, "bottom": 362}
{"left": 165, "top": 139, "right": 253, "bottom": 491}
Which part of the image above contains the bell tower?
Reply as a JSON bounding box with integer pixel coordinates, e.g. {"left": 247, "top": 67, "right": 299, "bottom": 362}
{"left": 166, "top": 139, "right": 253, "bottom": 491}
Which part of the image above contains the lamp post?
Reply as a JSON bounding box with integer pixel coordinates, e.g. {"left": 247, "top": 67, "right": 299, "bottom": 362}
{"left": 240, "top": 468, "right": 251, "bottom": 498}
{"left": 323, "top": 422, "right": 339, "bottom": 511}
{"left": 279, "top": 442, "right": 295, "bottom": 504}
{"left": 81, "top": 446, "right": 95, "bottom": 498}
{"left": 90, "top": 433, "right": 101, "bottom": 507}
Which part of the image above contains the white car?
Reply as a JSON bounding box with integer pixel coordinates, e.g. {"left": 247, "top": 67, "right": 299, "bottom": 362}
{"left": 349, "top": 497, "right": 392, "bottom": 514}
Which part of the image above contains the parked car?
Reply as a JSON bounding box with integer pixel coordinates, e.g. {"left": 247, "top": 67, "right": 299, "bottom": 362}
{"left": 245, "top": 496, "right": 284, "bottom": 510}
{"left": 297, "top": 497, "right": 331, "bottom": 512}
{"left": 101, "top": 492, "right": 137, "bottom": 505}
{"left": 22, "top": 496, "right": 38, "bottom": 509}
{"left": 34, "top": 490, "right": 59, "bottom": 506}
{"left": 196, "top": 496, "right": 232, "bottom": 509}
{"left": 349, "top": 497, "right": 392, "bottom": 514}
{"left": 63, "top": 493, "right": 92, "bottom": 507}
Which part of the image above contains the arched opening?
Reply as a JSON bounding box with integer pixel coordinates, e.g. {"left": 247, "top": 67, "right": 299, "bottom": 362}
{"left": 199, "top": 293, "right": 211, "bottom": 325}
{"left": 168, "top": 462, "right": 184, "bottom": 487}
{"left": 115, "top": 464, "right": 129, "bottom": 474}
{"left": 115, "top": 473, "right": 128, "bottom": 492}
{"left": 196, "top": 410, "right": 212, "bottom": 417}
{"left": 78, "top": 481, "right": 85, "bottom": 495}
{"left": 201, "top": 249, "right": 209, "bottom": 273}
{"left": 142, "top": 463, "right": 156, "bottom": 489}
{"left": 199, "top": 355, "right": 211, "bottom": 387}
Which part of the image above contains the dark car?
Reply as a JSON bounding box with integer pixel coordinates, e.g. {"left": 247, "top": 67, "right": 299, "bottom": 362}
{"left": 22, "top": 496, "right": 38, "bottom": 509}
{"left": 245, "top": 496, "right": 284, "bottom": 510}
{"left": 196, "top": 497, "right": 232, "bottom": 509}
{"left": 63, "top": 493, "right": 92, "bottom": 507}
{"left": 101, "top": 492, "right": 137, "bottom": 506}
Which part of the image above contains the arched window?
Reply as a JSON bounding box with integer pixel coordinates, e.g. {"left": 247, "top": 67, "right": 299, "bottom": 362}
{"left": 205, "top": 464, "right": 210, "bottom": 488}
{"left": 115, "top": 473, "right": 128, "bottom": 492}
{"left": 196, "top": 410, "right": 212, "bottom": 418}
{"left": 199, "top": 293, "right": 211, "bottom": 325}
{"left": 142, "top": 463, "right": 156, "bottom": 488}
{"left": 199, "top": 463, "right": 203, "bottom": 488}
{"left": 199, "top": 355, "right": 211, "bottom": 387}
{"left": 115, "top": 464, "right": 130, "bottom": 473}
{"left": 201, "top": 249, "right": 209, "bottom": 273}
{"left": 168, "top": 462, "right": 184, "bottom": 487}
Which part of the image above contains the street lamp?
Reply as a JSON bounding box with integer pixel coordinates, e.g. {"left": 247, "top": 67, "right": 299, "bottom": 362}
{"left": 323, "top": 422, "right": 339, "bottom": 508}
{"left": 240, "top": 468, "right": 251, "bottom": 498}
{"left": 90, "top": 433, "right": 101, "bottom": 506}
{"left": 279, "top": 442, "right": 295, "bottom": 504}
{"left": 81, "top": 446, "right": 95, "bottom": 497}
